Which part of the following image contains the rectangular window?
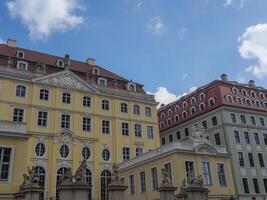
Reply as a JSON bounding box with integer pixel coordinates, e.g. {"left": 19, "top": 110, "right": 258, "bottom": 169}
{"left": 37, "top": 111, "right": 48, "bottom": 127}
{"left": 253, "top": 178, "right": 260, "bottom": 193}
{"left": 62, "top": 93, "right": 71, "bottom": 104}
{"left": 39, "top": 89, "right": 49, "bottom": 101}
{"left": 134, "top": 124, "right": 142, "bottom": 137}
{"left": 145, "top": 107, "right": 152, "bottom": 117}
{"left": 258, "top": 153, "right": 265, "bottom": 167}
{"left": 184, "top": 128, "right": 189, "bottom": 137}
{"left": 61, "top": 114, "right": 70, "bottom": 129}
{"left": 102, "top": 100, "right": 109, "bottom": 110}
{"left": 0, "top": 147, "right": 12, "bottom": 181}
{"left": 82, "top": 117, "right": 91, "bottom": 132}
{"left": 217, "top": 163, "right": 227, "bottom": 187}
{"left": 212, "top": 116, "right": 218, "bottom": 126}
{"left": 102, "top": 120, "right": 110, "bottom": 134}
{"left": 140, "top": 171, "right": 146, "bottom": 193}
{"left": 147, "top": 126, "right": 154, "bottom": 139}
{"left": 122, "top": 122, "right": 129, "bottom": 136}
{"left": 202, "top": 162, "right": 212, "bottom": 186}
{"left": 250, "top": 116, "right": 256, "bottom": 125}
{"left": 169, "top": 134, "right": 173, "bottom": 142}
{"left": 161, "top": 137, "right": 166, "bottom": 145}
{"left": 242, "top": 178, "right": 250, "bottom": 194}
{"left": 234, "top": 131, "right": 240, "bottom": 143}
{"left": 185, "top": 161, "right": 195, "bottom": 180}
{"left": 238, "top": 152, "right": 245, "bottom": 167}
{"left": 248, "top": 153, "right": 254, "bottom": 167}
{"left": 202, "top": 121, "right": 207, "bottom": 129}
{"left": 121, "top": 103, "right": 128, "bottom": 113}
{"left": 13, "top": 108, "right": 24, "bottom": 122}
{"left": 263, "top": 178, "right": 267, "bottom": 193}
{"left": 129, "top": 175, "right": 135, "bottom": 195}
{"left": 133, "top": 105, "right": 140, "bottom": 115}
{"left": 123, "top": 147, "right": 130, "bottom": 161}
{"left": 260, "top": 117, "right": 265, "bottom": 126}
{"left": 264, "top": 134, "right": 267, "bottom": 145}
{"left": 214, "top": 133, "right": 221, "bottom": 145}
{"left": 151, "top": 167, "right": 158, "bottom": 190}
{"left": 231, "top": 114, "right": 236, "bottom": 123}
{"left": 176, "top": 131, "right": 181, "bottom": 139}
{"left": 164, "top": 163, "right": 172, "bottom": 183}
{"left": 254, "top": 133, "right": 260, "bottom": 145}
{"left": 136, "top": 147, "right": 143, "bottom": 157}
{"left": 244, "top": 132, "right": 250, "bottom": 144}
{"left": 241, "top": 115, "right": 246, "bottom": 124}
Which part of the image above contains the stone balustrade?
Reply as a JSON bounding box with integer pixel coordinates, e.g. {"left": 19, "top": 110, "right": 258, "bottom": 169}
{"left": 0, "top": 120, "right": 26, "bottom": 134}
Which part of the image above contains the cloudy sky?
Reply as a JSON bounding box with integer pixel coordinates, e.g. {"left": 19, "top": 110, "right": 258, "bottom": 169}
{"left": 0, "top": 0, "right": 267, "bottom": 106}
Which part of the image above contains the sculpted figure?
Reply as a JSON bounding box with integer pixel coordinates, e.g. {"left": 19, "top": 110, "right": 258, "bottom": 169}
{"left": 111, "top": 164, "right": 120, "bottom": 184}
{"left": 28, "top": 166, "right": 39, "bottom": 184}
{"left": 161, "top": 168, "right": 172, "bottom": 185}
{"left": 61, "top": 167, "right": 73, "bottom": 184}
{"left": 20, "top": 173, "right": 30, "bottom": 190}
{"left": 179, "top": 178, "right": 187, "bottom": 193}
{"left": 74, "top": 160, "right": 87, "bottom": 182}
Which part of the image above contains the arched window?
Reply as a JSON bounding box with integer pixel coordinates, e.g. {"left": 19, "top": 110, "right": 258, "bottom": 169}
{"left": 199, "top": 103, "right": 205, "bottom": 111}
{"left": 236, "top": 96, "right": 242, "bottom": 104}
{"left": 191, "top": 98, "right": 196, "bottom": 105}
{"left": 182, "top": 111, "right": 187, "bottom": 118}
{"left": 167, "top": 109, "right": 172, "bottom": 116}
{"left": 102, "top": 149, "right": 110, "bottom": 161}
{"left": 191, "top": 107, "right": 196, "bottom": 114}
{"left": 250, "top": 91, "right": 256, "bottom": 98}
{"left": 226, "top": 95, "right": 233, "bottom": 103}
{"left": 254, "top": 100, "right": 260, "bottom": 107}
{"left": 242, "top": 89, "right": 247, "bottom": 97}
{"left": 259, "top": 92, "right": 264, "bottom": 99}
{"left": 167, "top": 118, "right": 172, "bottom": 125}
{"left": 56, "top": 167, "right": 68, "bottom": 200}
{"left": 175, "top": 105, "right": 180, "bottom": 112}
{"left": 83, "top": 96, "right": 91, "bottom": 107}
{"left": 208, "top": 98, "right": 215, "bottom": 106}
{"left": 161, "top": 113, "right": 166, "bottom": 120}
{"left": 101, "top": 170, "right": 111, "bottom": 200}
{"left": 232, "top": 87, "right": 238, "bottom": 94}
{"left": 82, "top": 147, "right": 91, "bottom": 160}
{"left": 86, "top": 169, "right": 92, "bottom": 200}
{"left": 183, "top": 101, "right": 188, "bottom": 108}
{"left": 174, "top": 115, "right": 179, "bottom": 122}
{"left": 35, "top": 143, "right": 45, "bottom": 157}
{"left": 199, "top": 93, "right": 205, "bottom": 101}
{"left": 35, "top": 166, "right": 46, "bottom": 200}
{"left": 16, "top": 85, "right": 26, "bottom": 97}
{"left": 246, "top": 99, "right": 251, "bottom": 106}
{"left": 160, "top": 121, "right": 165, "bottom": 129}
{"left": 60, "top": 145, "right": 69, "bottom": 158}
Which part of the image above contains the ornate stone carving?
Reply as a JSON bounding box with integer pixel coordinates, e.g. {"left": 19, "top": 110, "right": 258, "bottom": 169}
{"left": 161, "top": 167, "right": 172, "bottom": 185}
{"left": 74, "top": 160, "right": 87, "bottom": 182}
{"left": 61, "top": 167, "right": 73, "bottom": 184}
{"left": 111, "top": 164, "right": 122, "bottom": 185}
{"left": 19, "top": 166, "right": 40, "bottom": 191}
{"left": 179, "top": 178, "right": 187, "bottom": 193}
{"left": 187, "top": 175, "right": 204, "bottom": 187}
{"left": 60, "top": 132, "right": 73, "bottom": 144}
{"left": 36, "top": 62, "right": 46, "bottom": 74}
{"left": 191, "top": 125, "right": 208, "bottom": 144}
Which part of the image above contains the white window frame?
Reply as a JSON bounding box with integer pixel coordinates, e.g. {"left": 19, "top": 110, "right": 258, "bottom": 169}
{"left": 35, "top": 142, "right": 46, "bottom": 158}
{"left": 61, "top": 114, "right": 71, "bottom": 130}
{"left": 201, "top": 161, "right": 212, "bottom": 186}
{"left": 39, "top": 88, "right": 49, "bottom": 101}
{"left": 0, "top": 145, "right": 15, "bottom": 183}
{"left": 184, "top": 160, "right": 196, "bottom": 181}
{"left": 16, "top": 61, "right": 28, "bottom": 71}
{"left": 102, "top": 100, "right": 110, "bottom": 111}
{"left": 82, "top": 116, "right": 91, "bottom": 132}
{"left": 98, "top": 77, "right": 107, "bottom": 87}
{"left": 12, "top": 107, "right": 25, "bottom": 123}
{"left": 101, "top": 120, "right": 111, "bottom": 135}
{"left": 150, "top": 166, "right": 158, "bottom": 191}
{"left": 62, "top": 92, "right": 71, "bottom": 104}
{"left": 216, "top": 162, "right": 228, "bottom": 187}
{"left": 16, "top": 51, "right": 25, "bottom": 59}
{"left": 56, "top": 60, "right": 64, "bottom": 68}
{"left": 15, "top": 84, "right": 27, "bottom": 98}
{"left": 122, "top": 146, "right": 131, "bottom": 161}
{"left": 37, "top": 110, "right": 48, "bottom": 127}
{"left": 83, "top": 96, "right": 91, "bottom": 107}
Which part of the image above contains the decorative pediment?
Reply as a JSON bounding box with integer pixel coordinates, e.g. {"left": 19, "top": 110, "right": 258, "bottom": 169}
{"left": 194, "top": 143, "right": 218, "bottom": 155}
{"left": 32, "top": 70, "right": 98, "bottom": 93}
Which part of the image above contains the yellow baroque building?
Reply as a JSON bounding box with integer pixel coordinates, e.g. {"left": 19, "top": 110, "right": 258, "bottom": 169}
{"left": 119, "top": 137, "right": 236, "bottom": 200}
{"left": 0, "top": 40, "right": 159, "bottom": 200}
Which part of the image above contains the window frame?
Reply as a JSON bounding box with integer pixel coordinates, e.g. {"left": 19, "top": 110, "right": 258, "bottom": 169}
{"left": 0, "top": 145, "right": 14, "bottom": 182}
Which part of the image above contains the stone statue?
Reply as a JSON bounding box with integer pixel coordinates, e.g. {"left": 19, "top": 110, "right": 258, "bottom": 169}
{"left": 111, "top": 164, "right": 120, "bottom": 184}
{"left": 191, "top": 125, "right": 207, "bottom": 144}
{"left": 161, "top": 167, "right": 172, "bottom": 185}
{"left": 20, "top": 174, "right": 30, "bottom": 190}
{"left": 195, "top": 175, "right": 204, "bottom": 186}
{"left": 179, "top": 178, "right": 187, "bottom": 193}
{"left": 6, "top": 56, "right": 13, "bottom": 66}
{"left": 187, "top": 174, "right": 204, "bottom": 187}
{"left": 19, "top": 166, "right": 40, "bottom": 191}
{"left": 36, "top": 62, "right": 46, "bottom": 73}
{"left": 74, "top": 160, "right": 87, "bottom": 182}
{"left": 27, "top": 166, "right": 39, "bottom": 184}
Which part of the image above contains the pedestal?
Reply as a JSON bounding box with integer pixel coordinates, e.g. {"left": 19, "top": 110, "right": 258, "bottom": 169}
{"left": 176, "top": 193, "right": 188, "bottom": 200}
{"left": 57, "top": 182, "right": 91, "bottom": 200}
{"left": 15, "top": 186, "right": 43, "bottom": 200}
{"left": 158, "top": 184, "right": 177, "bottom": 200}
{"left": 107, "top": 184, "right": 128, "bottom": 200}
{"left": 186, "top": 186, "right": 209, "bottom": 200}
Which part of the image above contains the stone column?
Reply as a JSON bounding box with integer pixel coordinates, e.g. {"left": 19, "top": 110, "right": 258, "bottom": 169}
{"left": 107, "top": 184, "right": 128, "bottom": 200}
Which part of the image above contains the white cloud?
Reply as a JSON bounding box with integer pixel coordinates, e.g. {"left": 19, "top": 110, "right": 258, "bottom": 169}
{"left": 223, "top": 0, "right": 246, "bottom": 8}
{"left": 239, "top": 23, "right": 267, "bottom": 79}
{"left": 148, "top": 86, "right": 197, "bottom": 108}
{"left": 147, "top": 17, "right": 165, "bottom": 35}
{"left": 181, "top": 73, "right": 188, "bottom": 79}
{"left": 177, "top": 27, "right": 187, "bottom": 40}
{"left": 0, "top": 36, "right": 4, "bottom": 44}
{"left": 6, "top": 0, "right": 85, "bottom": 40}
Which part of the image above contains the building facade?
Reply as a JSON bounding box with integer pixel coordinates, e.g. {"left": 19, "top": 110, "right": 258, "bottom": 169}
{"left": 119, "top": 134, "right": 236, "bottom": 200}
{"left": 0, "top": 40, "right": 159, "bottom": 200}
{"left": 158, "top": 74, "right": 267, "bottom": 200}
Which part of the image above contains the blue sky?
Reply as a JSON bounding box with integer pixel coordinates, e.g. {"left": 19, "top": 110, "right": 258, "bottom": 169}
{"left": 0, "top": 0, "right": 267, "bottom": 105}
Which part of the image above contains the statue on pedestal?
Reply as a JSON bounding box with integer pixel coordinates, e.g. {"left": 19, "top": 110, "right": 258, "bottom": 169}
{"left": 161, "top": 167, "right": 172, "bottom": 185}
{"left": 74, "top": 160, "right": 87, "bottom": 182}
{"left": 111, "top": 164, "right": 122, "bottom": 185}
{"left": 61, "top": 167, "right": 73, "bottom": 184}
{"left": 19, "top": 166, "right": 40, "bottom": 191}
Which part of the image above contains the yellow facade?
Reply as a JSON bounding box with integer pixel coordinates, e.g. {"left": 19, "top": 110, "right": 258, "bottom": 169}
{"left": 0, "top": 69, "right": 159, "bottom": 200}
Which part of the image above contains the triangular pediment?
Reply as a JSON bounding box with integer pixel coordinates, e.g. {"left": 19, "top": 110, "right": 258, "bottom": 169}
{"left": 32, "top": 70, "right": 98, "bottom": 93}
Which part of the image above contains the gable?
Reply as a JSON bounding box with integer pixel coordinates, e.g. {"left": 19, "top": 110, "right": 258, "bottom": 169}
{"left": 32, "top": 70, "right": 98, "bottom": 93}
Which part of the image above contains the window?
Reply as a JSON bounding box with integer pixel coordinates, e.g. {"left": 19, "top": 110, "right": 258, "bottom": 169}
{"left": 0, "top": 147, "right": 12, "bottom": 181}
{"left": 34, "top": 166, "right": 46, "bottom": 200}
{"left": 147, "top": 126, "right": 154, "bottom": 139}
{"left": 122, "top": 122, "right": 129, "bottom": 136}
{"left": 191, "top": 107, "right": 196, "bottom": 114}
{"left": 35, "top": 143, "right": 45, "bottom": 157}
{"left": 191, "top": 98, "right": 196, "bottom": 105}
{"left": 164, "top": 163, "right": 172, "bottom": 183}
{"left": 253, "top": 178, "right": 260, "bottom": 193}
{"left": 251, "top": 91, "right": 256, "bottom": 98}
{"left": 168, "top": 109, "right": 172, "bottom": 116}
{"left": 62, "top": 92, "right": 71, "bottom": 104}
{"left": 199, "top": 103, "right": 205, "bottom": 111}
{"left": 98, "top": 78, "right": 107, "bottom": 86}
{"left": 167, "top": 118, "right": 172, "bottom": 125}
{"left": 128, "top": 84, "right": 135, "bottom": 92}
{"left": 183, "top": 101, "right": 188, "bottom": 108}
{"left": 248, "top": 153, "right": 254, "bottom": 167}
{"left": 161, "top": 113, "right": 166, "bottom": 119}
{"left": 214, "top": 133, "right": 221, "bottom": 145}
{"left": 242, "top": 178, "right": 250, "bottom": 194}
{"left": 234, "top": 131, "right": 240, "bottom": 143}
{"left": 199, "top": 93, "right": 205, "bottom": 101}
{"left": 86, "top": 169, "right": 92, "bottom": 200}
{"left": 226, "top": 95, "right": 233, "bottom": 103}
{"left": 123, "top": 147, "right": 130, "bottom": 161}
{"left": 16, "top": 85, "right": 26, "bottom": 97}
{"left": 145, "top": 107, "right": 152, "bottom": 117}
{"left": 175, "top": 105, "right": 180, "bottom": 112}
{"left": 61, "top": 114, "right": 70, "bottom": 129}
{"left": 37, "top": 111, "right": 48, "bottom": 127}
{"left": 260, "top": 117, "right": 265, "bottom": 126}
{"left": 264, "top": 134, "right": 267, "bottom": 145}
{"left": 244, "top": 132, "right": 250, "bottom": 144}
{"left": 231, "top": 114, "right": 236, "bottom": 123}
{"left": 39, "top": 89, "right": 49, "bottom": 101}
{"left": 176, "top": 131, "right": 181, "bottom": 140}
{"left": 129, "top": 175, "right": 135, "bottom": 195}
{"left": 160, "top": 121, "right": 165, "bottom": 129}
{"left": 169, "top": 134, "right": 173, "bottom": 142}
{"left": 185, "top": 161, "right": 195, "bottom": 180}
{"left": 60, "top": 145, "right": 69, "bottom": 158}
{"left": 140, "top": 171, "right": 146, "bottom": 193}
{"left": 232, "top": 87, "right": 238, "bottom": 94}
{"left": 217, "top": 163, "right": 227, "bottom": 187}
{"left": 56, "top": 60, "right": 64, "bottom": 68}
{"left": 17, "top": 51, "right": 24, "bottom": 59}
{"left": 246, "top": 99, "right": 251, "bottom": 106}
{"left": 242, "top": 89, "right": 247, "bottom": 96}
{"left": 161, "top": 137, "right": 166, "bottom": 145}
{"left": 102, "top": 100, "right": 109, "bottom": 110}
{"left": 82, "top": 147, "right": 91, "bottom": 160}
{"left": 133, "top": 105, "right": 140, "bottom": 115}
{"left": 151, "top": 167, "right": 158, "bottom": 190}
{"left": 101, "top": 170, "right": 111, "bottom": 200}
{"left": 238, "top": 152, "right": 244, "bottom": 167}
{"left": 254, "top": 133, "right": 260, "bottom": 145}
{"left": 134, "top": 124, "right": 142, "bottom": 137}
{"left": 184, "top": 128, "right": 189, "bottom": 137}
{"left": 254, "top": 100, "right": 260, "bottom": 107}
{"left": 136, "top": 147, "right": 143, "bottom": 157}
{"left": 121, "top": 103, "right": 128, "bottom": 113}
{"left": 83, "top": 96, "right": 91, "bottom": 107}
{"left": 17, "top": 61, "right": 28, "bottom": 70}
{"left": 102, "top": 149, "right": 110, "bottom": 161}
{"left": 212, "top": 116, "right": 218, "bottom": 126}
{"left": 102, "top": 120, "right": 110, "bottom": 134}
{"left": 236, "top": 96, "right": 242, "bottom": 104}
{"left": 202, "top": 121, "right": 207, "bottom": 129}
{"left": 82, "top": 117, "right": 91, "bottom": 132}
{"left": 56, "top": 167, "right": 67, "bottom": 200}
{"left": 250, "top": 116, "right": 256, "bottom": 125}
{"left": 240, "top": 115, "right": 246, "bottom": 124}
{"left": 13, "top": 108, "right": 24, "bottom": 122}
{"left": 202, "top": 162, "right": 212, "bottom": 186}
{"left": 263, "top": 178, "right": 267, "bottom": 193}
{"left": 209, "top": 98, "right": 215, "bottom": 106}
{"left": 258, "top": 153, "right": 265, "bottom": 167}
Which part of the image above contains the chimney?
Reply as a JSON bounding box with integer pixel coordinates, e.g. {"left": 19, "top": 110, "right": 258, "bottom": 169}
{"left": 7, "top": 39, "right": 17, "bottom": 48}
{"left": 220, "top": 73, "right": 228, "bottom": 81}
{"left": 87, "top": 58, "right": 95, "bottom": 65}
{"left": 249, "top": 80, "right": 255, "bottom": 87}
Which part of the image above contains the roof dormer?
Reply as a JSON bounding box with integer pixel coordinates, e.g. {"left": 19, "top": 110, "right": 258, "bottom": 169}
{"left": 56, "top": 60, "right": 64, "bottom": 68}
{"left": 16, "top": 51, "right": 24, "bottom": 59}
{"left": 92, "top": 67, "right": 99, "bottom": 75}
{"left": 127, "top": 81, "right": 136, "bottom": 92}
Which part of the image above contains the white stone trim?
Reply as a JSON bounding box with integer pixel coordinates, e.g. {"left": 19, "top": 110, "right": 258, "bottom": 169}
{"left": 216, "top": 162, "right": 229, "bottom": 187}
{"left": 0, "top": 144, "right": 15, "bottom": 183}
{"left": 16, "top": 60, "right": 28, "bottom": 71}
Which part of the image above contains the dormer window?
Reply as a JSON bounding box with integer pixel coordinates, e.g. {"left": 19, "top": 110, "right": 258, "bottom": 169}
{"left": 16, "top": 61, "right": 28, "bottom": 71}
{"left": 127, "top": 82, "right": 136, "bottom": 92}
{"left": 226, "top": 95, "right": 233, "bottom": 103}
{"left": 92, "top": 67, "right": 99, "bottom": 75}
{"left": 57, "top": 60, "right": 64, "bottom": 68}
{"left": 98, "top": 78, "right": 107, "bottom": 86}
{"left": 17, "top": 51, "right": 24, "bottom": 59}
